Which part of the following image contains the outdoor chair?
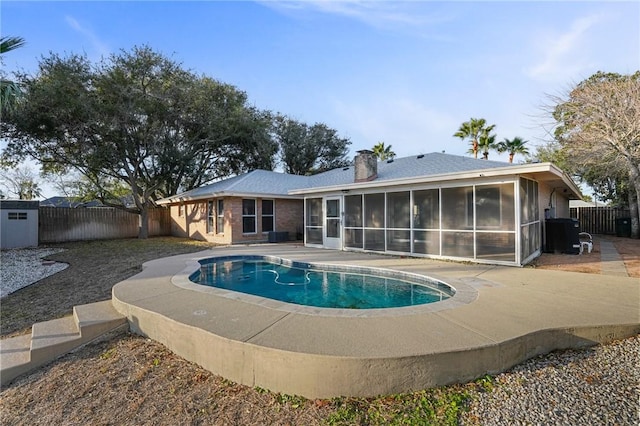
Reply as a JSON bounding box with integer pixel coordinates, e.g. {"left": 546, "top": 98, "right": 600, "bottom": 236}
{"left": 579, "top": 232, "right": 593, "bottom": 254}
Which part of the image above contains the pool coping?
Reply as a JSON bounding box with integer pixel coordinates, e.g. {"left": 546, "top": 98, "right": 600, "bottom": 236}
{"left": 172, "top": 254, "right": 478, "bottom": 317}
{"left": 111, "top": 244, "right": 640, "bottom": 398}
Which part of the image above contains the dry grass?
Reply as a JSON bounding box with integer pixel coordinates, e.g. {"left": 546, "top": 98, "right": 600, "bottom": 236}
{"left": 1, "top": 237, "right": 213, "bottom": 337}
{"left": 1, "top": 235, "right": 638, "bottom": 425}
{"left": 611, "top": 236, "right": 640, "bottom": 278}
{"left": 0, "top": 329, "right": 334, "bottom": 426}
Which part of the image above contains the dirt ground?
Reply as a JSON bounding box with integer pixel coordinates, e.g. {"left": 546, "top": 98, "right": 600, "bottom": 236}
{"left": 1, "top": 236, "right": 638, "bottom": 425}
{"left": 529, "top": 235, "right": 640, "bottom": 277}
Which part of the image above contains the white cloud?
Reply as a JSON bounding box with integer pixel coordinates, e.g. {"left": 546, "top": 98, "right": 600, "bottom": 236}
{"left": 525, "top": 14, "right": 600, "bottom": 82}
{"left": 260, "top": 0, "right": 454, "bottom": 32}
{"left": 65, "top": 15, "right": 110, "bottom": 59}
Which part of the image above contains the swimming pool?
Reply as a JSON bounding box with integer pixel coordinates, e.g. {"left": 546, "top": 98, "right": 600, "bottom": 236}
{"left": 189, "top": 255, "right": 454, "bottom": 309}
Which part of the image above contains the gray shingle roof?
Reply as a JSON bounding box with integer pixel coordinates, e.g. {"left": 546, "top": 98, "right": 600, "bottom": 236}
{"left": 40, "top": 197, "right": 105, "bottom": 208}
{"left": 162, "top": 170, "right": 310, "bottom": 201}
{"left": 306, "top": 152, "right": 511, "bottom": 188}
{"left": 159, "top": 152, "right": 517, "bottom": 203}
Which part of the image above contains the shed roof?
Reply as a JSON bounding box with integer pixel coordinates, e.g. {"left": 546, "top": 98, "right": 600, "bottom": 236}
{"left": 0, "top": 200, "right": 40, "bottom": 210}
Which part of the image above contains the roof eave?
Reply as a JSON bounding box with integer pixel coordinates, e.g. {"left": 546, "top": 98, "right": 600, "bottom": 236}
{"left": 288, "top": 162, "right": 582, "bottom": 198}
{"left": 157, "top": 191, "right": 303, "bottom": 205}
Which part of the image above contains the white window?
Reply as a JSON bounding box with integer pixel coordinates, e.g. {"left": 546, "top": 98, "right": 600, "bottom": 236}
{"left": 217, "top": 199, "right": 224, "bottom": 234}
{"left": 207, "top": 201, "right": 215, "bottom": 233}
{"left": 262, "top": 200, "right": 274, "bottom": 233}
{"left": 242, "top": 199, "right": 256, "bottom": 233}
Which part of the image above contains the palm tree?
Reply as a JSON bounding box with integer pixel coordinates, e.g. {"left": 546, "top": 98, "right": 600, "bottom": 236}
{"left": 1, "top": 36, "right": 26, "bottom": 113}
{"left": 497, "top": 137, "right": 529, "bottom": 163}
{"left": 0, "top": 36, "right": 26, "bottom": 54}
{"left": 478, "top": 131, "right": 498, "bottom": 160}
{"left": 453, "top": 118, "right": 495, "bottom": 159}
{"left": 372, "top": 141, "right": 396, "bottom": 161}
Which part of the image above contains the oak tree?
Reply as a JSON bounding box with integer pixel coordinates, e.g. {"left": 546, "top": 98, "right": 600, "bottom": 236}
{"left": 2, "top": 46, "right": 277, "bottom": 238}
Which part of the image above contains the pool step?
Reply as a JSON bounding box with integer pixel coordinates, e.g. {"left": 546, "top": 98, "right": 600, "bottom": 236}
{"left": 0, "top": 300, "right": 127, "bottom": 386}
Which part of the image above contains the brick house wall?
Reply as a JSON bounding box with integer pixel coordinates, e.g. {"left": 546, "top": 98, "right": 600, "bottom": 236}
{"left": 275, "top": 199, "right": 304, "bottom": 240}
{"left": 168, "top": 197, "right": 303, "bottom": 244}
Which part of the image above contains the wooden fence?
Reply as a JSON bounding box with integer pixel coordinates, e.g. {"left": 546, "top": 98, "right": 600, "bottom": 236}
{"left": 569, "top": 206, "right": 631, "bottom": 235}
{"left": 39, "top": 207, "right": 171, "bottom": 243}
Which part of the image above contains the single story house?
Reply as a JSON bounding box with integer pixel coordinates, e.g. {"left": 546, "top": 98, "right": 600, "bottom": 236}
{"left": 157, "top": 171, "right": 308, "bottom": 245}
{"left": 569, "top": 199, "right": 607, "bottom": 208}
{"left": 157, "top": 150, "right": 581, "bottom": 266}
{"left": 40, "top": 196, "right": 105, "bottom": 208}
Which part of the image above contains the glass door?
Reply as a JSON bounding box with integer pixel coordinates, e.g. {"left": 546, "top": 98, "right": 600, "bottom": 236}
{"left": 324, "top": 197, "right": 342, "bottom": 249}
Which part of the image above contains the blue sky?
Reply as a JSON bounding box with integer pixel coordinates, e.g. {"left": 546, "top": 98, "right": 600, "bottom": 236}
{"left": 1, "top": 1, "right": 639, "bottom": 196}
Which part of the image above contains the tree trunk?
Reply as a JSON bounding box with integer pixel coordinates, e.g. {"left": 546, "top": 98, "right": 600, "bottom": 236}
{"left": 138, "top": 203, "right": 150, "bottom": 239}
{"left": 628, "top": 189, "right": 639, "bottom": 239}
{"left": 508, "top": 153, "right": 514, "bottom": 163}
{"left": 472, "top": 139, "right": 478, "bottom": 159}
{"left": 629, "top": 166, "right": 640, "bottom": 239}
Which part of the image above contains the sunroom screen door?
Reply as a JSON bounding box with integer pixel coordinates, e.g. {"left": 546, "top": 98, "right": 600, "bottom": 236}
{"left": 324, "top": 197, "right": 342, "bottom": 250}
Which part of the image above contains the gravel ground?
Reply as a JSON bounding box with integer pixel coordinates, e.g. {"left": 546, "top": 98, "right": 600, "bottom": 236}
{"left": 461, "top": 335, "right": 640, "bottom": 425}
{"left": 0, "top": 248, "right": 68, "bottom": 298}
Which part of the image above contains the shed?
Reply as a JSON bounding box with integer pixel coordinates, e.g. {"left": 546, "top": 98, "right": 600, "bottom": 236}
{"left": 0, "top": 200, "right": 40, "bottom": 249}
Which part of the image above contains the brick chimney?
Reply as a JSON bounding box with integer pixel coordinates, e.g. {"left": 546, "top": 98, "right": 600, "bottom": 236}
{"left": 354, "top": 150, "right": 378, "bottom": 182}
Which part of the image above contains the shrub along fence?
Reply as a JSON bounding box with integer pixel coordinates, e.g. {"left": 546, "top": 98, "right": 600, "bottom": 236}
{"left": 39, "top": 207, "right": 171, "bottom": 243}
{"left": 570, "top": 206, "right": 631, "bottom": 236}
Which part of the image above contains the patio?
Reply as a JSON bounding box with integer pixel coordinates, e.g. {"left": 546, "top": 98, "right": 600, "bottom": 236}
{"left": 111, "top": 243, "right": 640, "bottom": 398}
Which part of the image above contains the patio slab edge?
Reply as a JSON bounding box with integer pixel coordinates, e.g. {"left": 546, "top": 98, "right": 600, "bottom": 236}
{"left": 110, "top": 293, "right": 639, "bottom": 398}
{"left": 111, "top": 245, "right": 640, "bottom": 398}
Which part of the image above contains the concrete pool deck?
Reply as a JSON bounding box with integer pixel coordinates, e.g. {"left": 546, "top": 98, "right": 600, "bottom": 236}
{"left": 111, "top": 244, "right": 640, "bottom": 398}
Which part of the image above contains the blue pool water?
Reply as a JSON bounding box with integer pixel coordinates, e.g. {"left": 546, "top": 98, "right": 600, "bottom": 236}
{"left": 189, "top": 256, "right": 453, "bottom": 309}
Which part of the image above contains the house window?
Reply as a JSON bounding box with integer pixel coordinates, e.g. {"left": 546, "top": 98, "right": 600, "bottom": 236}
{"left": 242, "top": 199, "right": 256, "bottom": 233}
{"left": 207, "top": 201, "right": 215, "bottom": 233}
{"left": 217, "top": 199, "right": 224, "bottom": 234}
{"left": 8, "top": 212, "right": 27, "bottom": 220}
{"left": 262, "top": 200, "right": 274, "bottom": 233}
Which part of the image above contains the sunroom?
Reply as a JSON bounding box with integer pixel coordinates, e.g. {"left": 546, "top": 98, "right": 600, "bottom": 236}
{"left": 292, "top": 151, "right": 580, "bottom": 266}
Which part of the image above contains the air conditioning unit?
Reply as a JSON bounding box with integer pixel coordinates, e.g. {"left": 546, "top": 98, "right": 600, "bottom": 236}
{"left": 545, "top": 218, "right": 580, "bottom": 254}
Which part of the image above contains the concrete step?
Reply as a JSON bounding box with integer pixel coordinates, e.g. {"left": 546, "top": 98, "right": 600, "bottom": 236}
{"left": 0, "top": 334, "right": 32, "bottom": 384}
{"left": 30, "top": 316, "right": 82, "bottom": 365}
{"left": 74, "top": 300, "right": 128, "bottom": 340}
{"left": 1, "top": 300, "right": 128, "bottom": 387}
